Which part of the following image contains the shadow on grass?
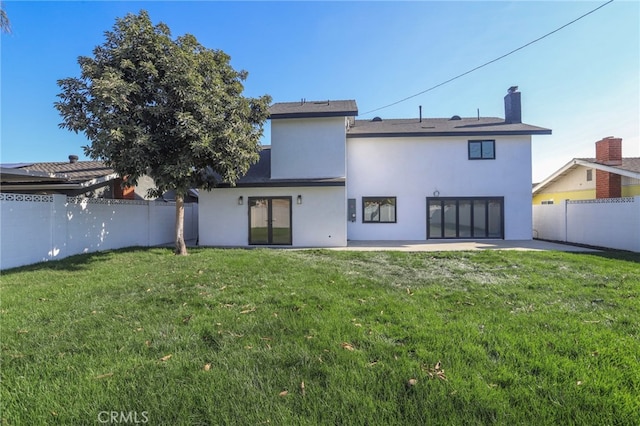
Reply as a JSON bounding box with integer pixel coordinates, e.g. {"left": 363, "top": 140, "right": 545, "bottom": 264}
{"left": 574, "top": 250, "right": 640, "bottom": 264}
{"left": 3, "top": 245, "right": 637, "bottom": 275}
{"left": 1, "top": 246, "right": 175, "bottom": 275}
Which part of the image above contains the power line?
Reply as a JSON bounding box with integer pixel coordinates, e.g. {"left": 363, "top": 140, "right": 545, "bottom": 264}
{"left": 361, "top": 0, "right": 615, "bottom": 116}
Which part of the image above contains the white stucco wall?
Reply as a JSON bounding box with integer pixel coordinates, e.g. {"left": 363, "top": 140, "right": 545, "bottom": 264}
{"left": 270, "top": 117, "right": 347, "bottom": 179}
{"left": 198, "top": 186, "right": 346, "bottom": 247}
{"left": 346, "top": 135, "right": 533, "bottom": 240}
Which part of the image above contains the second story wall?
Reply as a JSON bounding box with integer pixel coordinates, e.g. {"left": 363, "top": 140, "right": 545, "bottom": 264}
{"left": 346, "top": 135, "right": 534, "bottom": 240}
{"left": 270, "top": 117, "right": 347, "bottom": 180}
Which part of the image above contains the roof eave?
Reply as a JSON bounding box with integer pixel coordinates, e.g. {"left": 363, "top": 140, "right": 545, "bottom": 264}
{"left": 0, "top": 167, "right": 68, "bottom": 182}
{"left": 348, "top": 129, "right": 552, "bottom": 138}
{"left": 574, "top": 159, "right": 640, "bottom": 180}
{"left": 532, "top": 159, "right": 580, "bottom": 194}
{"left": 0, "top": 173, "right": 120, "bottom": 192}
{"left": 215, "top": 178, "right": 346, "bottom": 188}
{"left": 1, "top": 183, "right": 88, "bottom": 191}
{"left": 270, "top": 111, "right": 358, "bottom": 120}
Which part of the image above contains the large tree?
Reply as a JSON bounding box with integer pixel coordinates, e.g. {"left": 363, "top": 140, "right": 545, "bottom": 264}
{"left": 56, "top": 11, "right": 271, "bottom": 254}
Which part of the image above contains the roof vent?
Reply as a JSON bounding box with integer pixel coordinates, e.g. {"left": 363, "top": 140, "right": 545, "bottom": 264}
{"left": 69, "top": 155, "right": 79, "bottom": 163}
{"left": 450, "top": 115, "right": 462, "bottom": 121}
{"left": 371, "top": 116, "right": 382, "bottom": 122}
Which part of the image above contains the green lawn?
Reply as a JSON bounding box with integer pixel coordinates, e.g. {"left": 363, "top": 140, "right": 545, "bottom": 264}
{"left": 2, "top": 248, "right": 639, "bottom": 425}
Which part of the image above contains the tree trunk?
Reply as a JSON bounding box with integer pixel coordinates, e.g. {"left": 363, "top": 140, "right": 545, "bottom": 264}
{"left": 174, "top": 193, "right": 188, "bottom": 255}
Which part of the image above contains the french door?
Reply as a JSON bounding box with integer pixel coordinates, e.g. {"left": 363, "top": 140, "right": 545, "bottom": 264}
{"left": 427, "top": 197, "right": 504, "bottom": 239}
{"left": 248, "top": 197, "right": 292, "bottom": 245}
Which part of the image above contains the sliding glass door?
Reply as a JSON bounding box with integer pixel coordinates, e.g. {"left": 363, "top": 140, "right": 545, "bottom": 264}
{"left": 427, "top": 197, "right": 503, "bottom": 239}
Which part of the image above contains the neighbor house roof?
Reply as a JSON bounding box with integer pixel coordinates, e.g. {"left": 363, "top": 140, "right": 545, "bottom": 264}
{"left": 0, "top": 161, "right": 118, "bottom": 192}
{"left": 214, "top": 147, "right": 344, "bottom": 188}
{"left": 532, "top": 157, "right": 640, "bottom": 195}
{"left": 269, "top": 100, "right": 358, "bottom": 119}
{"left": 576, "top": 157, "right": 640, "bottom": 174}
{"left": 347, "top": 117, "right": 552, "bottom": 138}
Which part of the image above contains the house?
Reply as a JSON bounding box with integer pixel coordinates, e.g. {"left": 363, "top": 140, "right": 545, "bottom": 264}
{"left": 532, "top": 137, "right": 640, "bottom": 204}
{"left": 199, "top": 87, "right": 551, "bottom": 247}
{"left": 0, "top": 155, "right": 157, "bottom": 200}
{"left": 532, "top": 137, "right": 640, "bottom": 252}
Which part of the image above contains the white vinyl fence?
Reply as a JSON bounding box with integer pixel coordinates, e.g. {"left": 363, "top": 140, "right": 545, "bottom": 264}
{"left": 533, "top": 196, "right": 640, "bottom": 252}
{"left": 0, "top": 193, "right": 198, "bottom": 270}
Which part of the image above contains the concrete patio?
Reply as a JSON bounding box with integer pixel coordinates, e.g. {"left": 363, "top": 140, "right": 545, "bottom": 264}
{"left": 331, "top": 239, "right": 599, "bottom": 252}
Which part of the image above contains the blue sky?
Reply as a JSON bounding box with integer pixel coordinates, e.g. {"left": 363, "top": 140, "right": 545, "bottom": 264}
{"left": 1, "top": 1, "right": 638, "bottom": 182}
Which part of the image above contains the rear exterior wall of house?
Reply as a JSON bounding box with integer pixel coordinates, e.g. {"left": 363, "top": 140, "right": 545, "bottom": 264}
{"left": 346, "top": 135, "right": 534, "bottom": 240}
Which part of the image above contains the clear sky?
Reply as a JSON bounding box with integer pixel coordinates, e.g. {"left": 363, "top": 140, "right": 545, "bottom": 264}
{"left": 1, "top": 1, "right": 638, "bottom": 182}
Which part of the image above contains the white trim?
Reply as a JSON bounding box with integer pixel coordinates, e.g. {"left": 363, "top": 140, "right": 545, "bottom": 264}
{"left": 574, "top": 159, "right": 640, "bottom": 180}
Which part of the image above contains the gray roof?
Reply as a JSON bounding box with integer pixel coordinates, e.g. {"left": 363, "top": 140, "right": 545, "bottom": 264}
{"left": 1, "top": 161, "right": 115, "bottom": 184}
{"left": 0, "top": 160, "right": 119, "bottom": 195}
{"left": 216, "top": 147, "right": 344, "bottom": 188}
{"left": 19, "top": 161, "right": 114, "bottom": 181}
{"left": 576, "top": 157, "right": 640, "bottom": 174}
{"left": 269, "top": 100, "right": 358, "bottom": 119}
{"left": 347, "top": 117, "right": 551, "bottom": 138}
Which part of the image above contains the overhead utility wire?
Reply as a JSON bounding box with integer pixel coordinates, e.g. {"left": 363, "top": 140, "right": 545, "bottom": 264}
{"left": 361, "top": 0, "right": 615, "bottom": 116}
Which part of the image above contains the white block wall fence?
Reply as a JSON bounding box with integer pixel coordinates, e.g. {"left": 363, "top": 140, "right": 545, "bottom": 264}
{"left": 0, "top": 193, "right": 198, "bottom": 270}
{"left": 532, "top": 196, "right": 640, "bottom": 252}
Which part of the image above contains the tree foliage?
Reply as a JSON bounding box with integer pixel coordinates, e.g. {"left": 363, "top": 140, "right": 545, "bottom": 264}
{"left": 1, "top": 2, "right": 11, "bottom": 34}
{"left": 56, "top": 11, "right": 271, "bottom": 254}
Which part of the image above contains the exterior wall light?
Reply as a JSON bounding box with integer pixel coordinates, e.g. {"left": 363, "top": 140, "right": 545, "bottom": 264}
{"left": 238, "top": 196, "right": 244, "bottom": 205}
{"left": 297, "top": 195, "right": 302, "bottom": 205}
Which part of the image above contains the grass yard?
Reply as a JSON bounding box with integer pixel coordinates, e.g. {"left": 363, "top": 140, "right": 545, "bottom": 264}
{"left": 1, "top": 248, "right": 639, "bottom": 425}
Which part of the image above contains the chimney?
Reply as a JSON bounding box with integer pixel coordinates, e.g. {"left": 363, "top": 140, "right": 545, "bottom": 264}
{"left": 595, "top": 136, "right": 622, "bottom": 166}
{"left": 69, "top": 155, "right": 79, "bottom": 163}
{"left": 504, "top": 86, "right": 521, "bottom": 124}
{"left": 419, "top": 105, "right": 422, "bottom": 123}
{"left": 595, "top": 137, "right": 623, "bottom": 199}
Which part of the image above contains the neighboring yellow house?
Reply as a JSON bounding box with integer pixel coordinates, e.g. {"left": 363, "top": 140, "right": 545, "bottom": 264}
{"left": 533, "top": 137, "right": 640, "bottom": 205}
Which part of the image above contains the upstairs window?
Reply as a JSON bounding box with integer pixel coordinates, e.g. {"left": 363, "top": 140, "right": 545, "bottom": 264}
{"left": 363, "top": 197, "right": 396, "bottom": 223}
{"left": 468, "top": 140, "right": 495, "bottom": 160}
{"left": 586, "top": 169, "right": 593, "bottom": 182}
